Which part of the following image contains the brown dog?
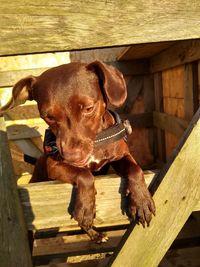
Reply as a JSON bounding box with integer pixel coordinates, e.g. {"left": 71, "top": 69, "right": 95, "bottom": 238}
{"left": 0, "top": 61, "right": 155, "bottom": 242}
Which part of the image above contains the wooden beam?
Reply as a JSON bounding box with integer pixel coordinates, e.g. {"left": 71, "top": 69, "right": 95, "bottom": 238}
{"left": 18, "top": 172, "right": 155, "bottom": 231}
{"left": 121, "top": 112, "right": 153, "bottom": 128}
{"left": 153, "top": 112, "right": 188, "bottom": 138}
{"left": 110, "top": 60, "right": 149, "bottom": 76}
{"left": 0, "top": 116, "right": 32, "bottom": 267}
{"left": 0, "top": 60, "right": 148, "bottom": 88}
{"left": 118, "top": 41, "right": 176, "bottom": 61}
{"left": 150, "top": 39, "right": 200, "bottom": 73}
{"left": 1, "top": 1, "right": 200, "bottom": 56}
{"left": 109, "top": 107, "right": 200, "bottom": 267}
{"left": 0, "top": 68, "right": 49, "bottom": 87}
{"left": 184, "top": 62, "right": 199, "bottom": 121}
{"left": 154, "top": 73, "right": 166, "bottom": 163}
{"left": 33, "top": 230, "right": 125, "bottom": 264}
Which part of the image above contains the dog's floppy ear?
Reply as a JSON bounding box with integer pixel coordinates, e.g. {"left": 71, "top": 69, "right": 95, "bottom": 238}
{"left": 0, "top": 76, "right": 36, "bottom": 115}
{"left": 88, "top": 60, "right": 127, "bottom": 107}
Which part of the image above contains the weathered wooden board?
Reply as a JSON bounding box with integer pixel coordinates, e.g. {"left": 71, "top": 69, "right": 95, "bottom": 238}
{"left": 108, "top": 107, "right": 200, "bottom": 267}
{"left": 0, "top": 116, "right": 32, "bottom": 267}
{"left": 151, "top": 39, "right": 200, "bottom": 73}
{"left": 184, "top": 63, "right": 199, "bottom": 121}
{"left": 154, "top": 72, "right": 166, "bottom": 164}
{"left": 118, "top": 41, "right": 176, "bottom": 60}
{"left": 0, "top": 60, "right": 149, "bottom": 88}
{"left": 33, "top": 229, "right": 124, "bottom": 260}
{"left": 1, "top": 1, "right": 200, "bottom": 55}
{"left": 0, "top": 52, "right": 70, "bottom": 72}
{"left": 162, "top": 66, "right": 185, "bottom": 157}
{"left": 153, "top": 112, "right": 188, "bottom": 138}
{"left": 18, "top": 172, "right": 155, "bottom": 231}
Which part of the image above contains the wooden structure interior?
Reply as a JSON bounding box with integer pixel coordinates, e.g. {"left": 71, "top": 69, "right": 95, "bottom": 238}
{"left": 1, "top": 2, "right": 200, "bottom": 267}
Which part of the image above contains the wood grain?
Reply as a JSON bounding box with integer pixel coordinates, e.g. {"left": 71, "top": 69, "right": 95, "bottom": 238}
{"left": 109, "top": 107, "right": 200, "bottom": 267}
{"left": 151, "top": 39, "right": 200, "bottom": 73}
{"left": 154, "top": 72, "right": 166, "bottom": 163}
{"left": 184, "top": 63, "right": 199, "bottom": 121}
{"left": 118, "top": 41, "right": 176, "bottom": 61}
{"left": 1, "top": 1, "right": 200, "bottom": 55}
{"left": 18, "top": 172, "right": 155, "bottom": 231}
{"left": 0, "top": 116, "right": 32, "bottom": 267}
{"left": 153, "top": 112, "right": 188, "bottom": 138}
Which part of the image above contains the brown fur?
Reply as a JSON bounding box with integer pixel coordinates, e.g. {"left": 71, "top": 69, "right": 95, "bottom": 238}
{"left": 0, "top": 61, "right": 155, "bottom": 242}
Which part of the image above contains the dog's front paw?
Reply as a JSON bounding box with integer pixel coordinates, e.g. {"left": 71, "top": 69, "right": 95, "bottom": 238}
{"left": 73, "top": 204, "right": 109, "bottom": 243}
{"left": 73, "top": 202, "right": 95, "bottom": 230}
{"left": 127, "top": 183, "right": 155, "bottom": 227}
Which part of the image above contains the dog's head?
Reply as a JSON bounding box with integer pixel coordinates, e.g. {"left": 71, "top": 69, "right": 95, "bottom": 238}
{"left": 0, "top": 61, "right": 127, "bottom": 167}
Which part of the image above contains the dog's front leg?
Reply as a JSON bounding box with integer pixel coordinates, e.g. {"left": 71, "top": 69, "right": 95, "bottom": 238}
{"left": 74, "top": 169, "right": 108, "bottom": 243}
{"left": 46, "top": 157, "right": 108, "bottom": 243}
{"left": 112, "top": 154, "right": 155, "bottom": 227}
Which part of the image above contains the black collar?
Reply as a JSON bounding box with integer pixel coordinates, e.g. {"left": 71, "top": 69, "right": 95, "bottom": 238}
{"left": 94, "top": 110, "right": 132, "bottom": 146}
{"left": 44, "top": 111, "right": 132, "bottom": 157}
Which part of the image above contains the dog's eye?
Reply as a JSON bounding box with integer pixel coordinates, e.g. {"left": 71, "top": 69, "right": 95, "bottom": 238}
{"left": 83, "top": 105, "right": 94, "bottom": 115}
{"left": 46, "top": 114, "right": 56, "bottom": 122}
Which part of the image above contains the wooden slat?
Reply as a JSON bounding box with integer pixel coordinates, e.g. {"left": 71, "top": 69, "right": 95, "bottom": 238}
{"left": 154, "top": 72, "right": 166, "bottom": 163}
{"left": 0, "top": 60, "right": 149, "bottom": 88}
{"left": 121, "top": 112, "right": 153, "bottom": 128}
{"left": 0, "top": 68, "right": 49, "bottom": 87}
{"left": 18, "top": 172, "right": 155, "bottom": 231}
{"left": 33, "top": 230, "right": 124, "bottom": 266}
{"left": 153, "top": 112, "right": 188, "bottom": 138}
{"left": 1, "top": 1, "right": 200, "bottom": 56}
{"left": 118, "top": 41, "right": 176, "bottom": 61}
{"left": 0, "top": 116, "right": 32, "bottom": 267}
{"left": 0, "top": 52, "right": 70, "bottom": 72}
{"left": 37, "top": 258, "right": 109, "bottom": 267}
{"left": 184, "top": 62, "right": 199, "bottom": 121}
{"left": 110, "top": 60, "right": 149, "bottom": 76}
{"left": 150, "top": 39, "right": 200, "bottom": 73}
{"left": 109, "top": 107, "right": 200, "bottom": 267}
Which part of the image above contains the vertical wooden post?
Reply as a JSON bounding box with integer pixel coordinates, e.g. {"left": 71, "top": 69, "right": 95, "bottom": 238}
{"left": 154, "top": 72, "right": 166, "bottom": 164}
{"left": 0, "top": 116, "right": 32, "bottom": 267}
{"left": 144, "top": 74, "right": 156, "bottom": 162}
{"left": 184, "top": 62, "right": 199, "bottom": 121}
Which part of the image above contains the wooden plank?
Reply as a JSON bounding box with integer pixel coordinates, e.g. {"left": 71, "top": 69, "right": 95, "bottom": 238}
{"left": 110, "top": 60, "right": 149, "bottom": 76}
{"left": 37, "top": 258, "right": 109, "bottom": 267}
{"left": 33, "top": 230, "right": 124, "bottom": 265}
{"left": 198, "top": 61, "right": 200, "bottom": 102}
{"left": 0, "top": 68, "right": 49, "bottom": 87}
{"left": 151, "top": 39, "right": 200, "bottom": 73}
{"left": 162, "top": 66, "right": 184, "bottom": 98}
{"left": 0, "top": 116, "right": 32, "bottom": 267}
{"left": 0, "top": 60, "right": 149, "bottom": 88}
{"left": 109, "top": 107, "right": 200, "bottom": 267}
{"left": 121, "top": 112, "right": 153, "bottom": 128}
{"left": 118, "top": 41, "right": 176, "bottom": 61}
{"left": 184, "top": 62, "right": 199, "bottom": 121}
{"left": 0, "top": 52, "right": 70, "bottom": 72}
{"left": 7, "top": 124, "right": 47, "bottom": 140}
{"left": 1, "top": 1, "right": 200, "bottom": 55}
{"left": 122, "top": 76, "right": 144, "bottom": 113}
{"left": 18, "top": 172, "right": 155, "bottom": 231}
{"left": 154, "top": 73, "right": 166, "bottom": 163}
{"left": 153, "top": 112, "right": 188, "bottom": 138}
